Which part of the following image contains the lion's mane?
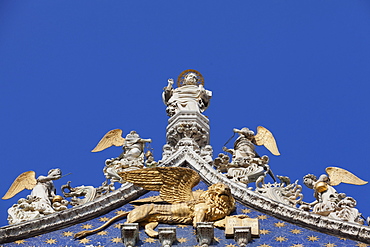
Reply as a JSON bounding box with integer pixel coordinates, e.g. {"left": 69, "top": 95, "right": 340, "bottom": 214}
{"left": 199, "top": 183, "right": 236, "bottom": 222}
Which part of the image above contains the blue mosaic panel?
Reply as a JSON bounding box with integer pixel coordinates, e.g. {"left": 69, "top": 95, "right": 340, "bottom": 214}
{"left": 2, "top": 181, "right": 368, "bottom": 247}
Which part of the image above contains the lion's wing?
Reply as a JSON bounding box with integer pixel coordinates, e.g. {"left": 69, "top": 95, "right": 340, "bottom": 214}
{"left": 119, "top": 167, "right": 200, "bottom": 204}
{"left": 159, "top": 167, "right": 200, "bottom": 204}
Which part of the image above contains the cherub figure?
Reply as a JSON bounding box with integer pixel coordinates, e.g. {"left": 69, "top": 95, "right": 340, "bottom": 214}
{"left": 302, "top": 167, "right": 367, "bottom": 224}
{"left": 162, "top": 70, "right": 212, "bottom": 117}
{"left": 3, "top": 168, "right": 67, "bottom": 224}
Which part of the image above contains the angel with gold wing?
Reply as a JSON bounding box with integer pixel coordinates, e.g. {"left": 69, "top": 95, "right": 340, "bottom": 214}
{"left": 75, "top": 167, "right": 235, "bottom": 238}
{"left": 301, "top": 167, "right": 367, "bottom": 224}
{"left": 220, "top": 126, "right": 280, "bottom": 185}
{"left": 91, "top": 129, "right": 152, "bottom": 183}
{"left": 2, "top": 169, "right": 67, "bottom": 224}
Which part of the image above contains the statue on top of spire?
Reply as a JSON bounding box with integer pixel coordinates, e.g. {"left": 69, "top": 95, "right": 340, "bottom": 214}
{"left": 162, "top": 69, "right": 212, "bottom": 117}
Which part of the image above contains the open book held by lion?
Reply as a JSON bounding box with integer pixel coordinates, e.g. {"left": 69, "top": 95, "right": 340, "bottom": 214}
{"left": 75, "top": 167, "right": 235, "bottom": 238}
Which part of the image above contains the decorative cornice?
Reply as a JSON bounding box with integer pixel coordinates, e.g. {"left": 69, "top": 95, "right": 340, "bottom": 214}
{"left": 1, "top": 146, "right": 369, "bottom": 244}
{"left": 0, "top": 183, "right": 146, "bottom": 244}
{"left": 163, "top": 147, "right": 370, "bottom": 244}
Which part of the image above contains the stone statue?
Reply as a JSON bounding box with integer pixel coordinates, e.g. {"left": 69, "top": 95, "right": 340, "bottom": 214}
{"left": 158, "top": 144, "right": 173, "bottom": 164}
{"left": 62, "top": 180, "right": 115, "bottom": 206}
{"left": 75, "top": 167, "right": 235, "bottom": 239}
{"left": 2, "top": 168, "right": 68, "bottom": 224}
{"left": 91, "top": 129, "right": 152, "bottom": 183}
{"left": 162, "top": 69, "right": 212, "bottom": 117}
{"left": 144, "top": 150, "right": 158, "bottom": 168}
{"left": 221, "top": 126, "right": 280, "bottom": 185}
{"left": 301, "top": 167, "right": 367, "bottom": 224}
{"left": 200, "top": 145, "right": 214, "bottom": 164}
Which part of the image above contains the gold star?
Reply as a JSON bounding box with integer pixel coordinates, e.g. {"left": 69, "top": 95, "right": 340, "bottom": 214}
{"left": 257, "top": 244, "right": 272, "bottom": 247}
{"left": 115, "top": 210, "right": 127, "bottom": 215}
{"left": 192, "top": 229, "right": 196, "bottom": 235}
{"left": 14, "top": 240, "right": 26, "bottom": 245}
{"left": 226, "top": 244, "right": 237, "bottom": 247}
{"left": 307, "top": 235, "right": 319, "bottom": 242}
{"left": 260, "top": 229, "right": 271, "bottom": 235}
{"left": 275, "top": 236, "right": 288, "bottom": 242}
{"left": 177, "top": 237, "right": 188, "bottom": 243}
{"left": 62, "top": 231, "right": 73, "bottom": 237}
{"left": 324, "top": 243, "right": 337, "bottom": 247}
{"left": 44, "top": 238, "right": 57, "bottom": 244}
{"left": 213, "top": 237, "right": 220, "bottom": 242}
{"left": 290, "top": 244, "right": 304, "bottom": 247}
{"left": 177, "top": 224, "right": 188, "bottom": 228}
{"left": 257, "top": 215, "right": 268, "bottom": 220}
{"left": 81, "top": 224, "right": 93, "bottom": 229}
{"left": 111, "top": 237, "right": 122, "bottom": 243}
{"left": 242, "top": 208, "right": 251, "bottom": 214}
{"left": 78, "top": 238, "right": 91, "bottom": 244}
{"left": 339, "top": 237, "right": 346, "bottom": 240}
{"left": 274, "top": 222, "right": 285, "bottom": 228}
{"left": 99, "top": 217, "right": 110, "bottom": 222}
{"left": 144, "top": 238, "right": 157, "bottom": 243}
{"left": 97, "top": 231, "right": 108, "bottom": 236}
{"left": 356, "top": 243, "right": 369, "bottom": 247}
{"left": 114, "top": 223, "right": 122, "bottom": 229}
{"left": 290, "top": 229, "right": 302, "bottom": 234}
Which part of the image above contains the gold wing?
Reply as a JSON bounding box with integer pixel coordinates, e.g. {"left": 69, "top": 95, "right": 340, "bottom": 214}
{"left": 118, "top": 167, "right": 200, "bottom": 204}
{"left": 91, "top": 129, "right": 125, "bottom": 152}
{"left": 2, "top": 171, "right": 37, "bottom": 200}
{"left": 326, "top": 167, "right": 368, "bottom": 186}
{"left": 254, "top": 126, "right": 280, "bottom": 156}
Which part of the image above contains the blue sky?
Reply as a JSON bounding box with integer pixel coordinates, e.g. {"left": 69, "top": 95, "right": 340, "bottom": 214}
{"left": 1, "top": 1, "right": 370, "bottom": 227}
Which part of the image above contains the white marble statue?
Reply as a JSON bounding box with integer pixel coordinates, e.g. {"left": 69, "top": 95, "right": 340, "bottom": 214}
{"left": 102, "top": 131, "right": 152, "bottom": 183}
{"left": 162, "top": 70, "right": 212, "bottom": 116}
{"left": 301, "top": 168, "right": 367, "bottom": 224}
{"left": 3, "top": 168, "right": 68, "bottom": 224}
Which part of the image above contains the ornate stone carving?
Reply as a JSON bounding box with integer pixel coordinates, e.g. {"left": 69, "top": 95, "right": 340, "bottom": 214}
{"left": 162, "top": 70, "right": 212, "bottom": 117}
{"left": 120, "top": 223, "right": 139, "bottom": 247}
{"left": 2, "top": 169, "right": 68, "bottom": 225}
{"left": 255, "top": 176, "right": 303, "bottom": 207}
{"left": 61, "top": 180, "right": 115, "bottom": 206}
{"left": 217, "top": 126, "right": 280, "bottom": 186}
{"left": 99, "top": 130, "right": 151, "bottom": 183}
{"left": 300, "top": 168, "right": 367, "bottom": 224}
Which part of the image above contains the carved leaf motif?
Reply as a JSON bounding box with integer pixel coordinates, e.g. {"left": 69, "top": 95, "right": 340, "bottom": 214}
{"left": 2, "top": 171, "right": 37, "bottom": 199}
{"left": 118, "top": 167, "right": 200, "bottom": 204}
{"left": 326, "top": 167, "right": 368, "bottom": 186}
{"left": 254, "top": 126, "right": 280, "bottom": 156}
{"left": 91, "top": 129, "right": 125, "bottom": 152}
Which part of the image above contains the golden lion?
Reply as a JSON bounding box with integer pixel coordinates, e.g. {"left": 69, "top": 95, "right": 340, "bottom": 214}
{"left": 75, "top": 167, "right": 235, "bottom": 238}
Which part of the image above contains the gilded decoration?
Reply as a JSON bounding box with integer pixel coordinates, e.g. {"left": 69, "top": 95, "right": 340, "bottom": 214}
{"left": 1, "top": 70, "right": 370, "bottom": 246}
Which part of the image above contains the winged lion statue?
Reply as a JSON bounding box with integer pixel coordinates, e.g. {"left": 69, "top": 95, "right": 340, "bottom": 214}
{"left": 75, "top": 167, "right": 235, "bottom": 238}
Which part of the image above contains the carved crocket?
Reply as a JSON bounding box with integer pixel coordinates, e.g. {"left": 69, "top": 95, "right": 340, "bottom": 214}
{"left": 75, "top": 167, "right": 235, "bottom": 238}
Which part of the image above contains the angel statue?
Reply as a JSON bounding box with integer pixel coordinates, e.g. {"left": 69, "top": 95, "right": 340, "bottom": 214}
{"left": 2, "top": 168, "right": 68, "bottom": 224}
{"left": 92, "top": 129, "right": 152, "bottom": 183}
{"left": 162, "top": 69, "right": 212, "bottom": 117}
{"left": 221, "top": 126, "right": 280, "bottom": 185}
{"left": 301, "top": 167, "right": 367, "bottom": 224}
{"left": 75, "top": 167, "right": 235, "bottom": 239}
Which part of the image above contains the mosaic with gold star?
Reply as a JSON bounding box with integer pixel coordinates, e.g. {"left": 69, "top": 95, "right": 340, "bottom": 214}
{"left": 2, "top": 181, "right": 368, "bottom": 247}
